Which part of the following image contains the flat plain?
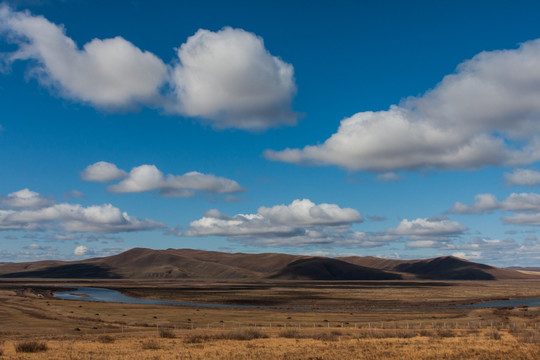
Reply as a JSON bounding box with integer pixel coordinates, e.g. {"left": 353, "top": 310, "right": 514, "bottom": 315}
{"left": 1, "top": 279, "right": 540, "bottom": 359}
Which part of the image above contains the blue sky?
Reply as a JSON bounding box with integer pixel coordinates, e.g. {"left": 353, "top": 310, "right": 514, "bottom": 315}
{"left": 2, "top": 0, "right": 540, "bottom": 266}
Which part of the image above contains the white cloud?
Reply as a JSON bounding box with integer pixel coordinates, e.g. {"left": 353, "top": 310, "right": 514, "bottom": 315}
{"left": 24, "top": 243, "right": 56, "bottom": 251}
{"left": 0, "top": 189, "right": 164, "bottom": 233}
{"left": 502, "top": 213, "right": 540, "bottom": 226}
{"left": 105, "top": 164, "right": 245, "bottom": 197}
{"left": 451, "top": 251, "right": 482, "bottom": 260}
{"left": 0, "top": 6, "right": 167, "bottom": 108}
{"left": 406, "top": 240, "right": 437, "bottom": 248}
{"left": 266, "top": 39, "right": 540, "bottom": 171}
{"left": 80, "top": 161, "right": 127, "bottom": 182}
{"left": 505, "top": 168, "right": 540, "bottom": 186}
{"left": 0, "top": 7, "right": 297, "bottom": 130}
{"left": 502, "top": 193, "right": 540, "bottom": 212}
{"left": 448, "top": 193, "right": 499, "bottom": 214}
{"left": 2, "top": 188, "right": 54, "bottom": 208}
{"left": 448, "top": 192, "right": 540, "bottom": 231}
{"left": 449, "top": 192, "right": 540, "bottom": 214}
{"left": 185, "top": 211, "right": 300, "bottom": 237}
{"left": 172, "top": 27, "right": 297, "bottom": 130}
{"left": 181, "top": 199, "right": 374, "bottom": 247}
{"left": 391, "top": 217, "right": 467, "bottom": 237}
{"left": 73, "top": 245, "right": 88, "bottom": 255}
{"left": 258, "top": 199, "right": 362, "bottom": 226}
{"left": 441, "top": 237, "right": 532, "bottom": 265}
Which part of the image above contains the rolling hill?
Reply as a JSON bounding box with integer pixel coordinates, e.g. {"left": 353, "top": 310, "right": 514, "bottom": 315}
{"left": 0, "top": 248, "right": 536, "bottom": 281}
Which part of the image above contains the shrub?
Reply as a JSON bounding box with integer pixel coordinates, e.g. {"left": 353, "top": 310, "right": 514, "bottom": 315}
{"left": 384, "top": 330, "right": 417, "bottom": 339}
{"left": 226, "top": 328, "right": 268, "bottom": 340}
{"left": 486, "top": 330, "right": 502, "bottom": 340}
{"left": 142, "top": 339, "right": 160, "bottom": 350}
{"left": 15, "top": 341, "right": 48, "bottom": 353}
{"left": 184, "top": 334, "right": 214, "bottom": 343}
{"left": 313, "top": 332, "right": 340, "bottom": 341}
{"left": 159, "top": 328, "right": 176, "bottom": 338}
{"left": 356, "top": 329, "right": 416, "bottom": 339}
{"left": 97, "top": 335, "right": 115, "bottom": 343}
{"left": 436, "top": 329, "right": 455, "bottom": 338}
{"left": 279, "top": 329, "right": 303, "bottom": 338}
{"left": 184, "top": 328, "right": 268, "bottom": 343}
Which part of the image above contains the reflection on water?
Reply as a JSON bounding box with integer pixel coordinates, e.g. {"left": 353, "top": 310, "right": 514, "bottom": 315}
{"left": 54, "top": 287, "right": 254, "bottom": 308}
{"left": 54, "top": 287, "right": 540, "bottom": 310}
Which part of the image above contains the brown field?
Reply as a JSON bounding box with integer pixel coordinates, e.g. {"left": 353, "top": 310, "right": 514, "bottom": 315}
{"left": 1, "top": 279, "right": 540, "bottom": 359}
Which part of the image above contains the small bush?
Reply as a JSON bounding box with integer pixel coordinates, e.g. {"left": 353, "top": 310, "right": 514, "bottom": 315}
{"left": 486, "top": 330, "right": 502, "bottom": 340}
{"left": 142, "top": 339, "right": 160, "bottom": 350}
{"left": 386, "top": 330, "right": 417, "bottom": 339}
{"left": 184, "top": 334, "right": 214, "bottom": 343}
{"left": 279, "top": 329, "right": 303, "bottom": 338}
{"left": 356, "top": 329, "right": 417, "bottom": 339}
{"left": 227, "top": 328, "right": 268, "bottom": 340}
{"left": 15, "top": 341, "right": 48, "bottom": 353}
{"left": 159, "top": 328, "right": 176, "bottom": 338}
{"left": 418, "top": 329, "right": 433, "bottom": 337}
{"left": 436, "top": 329, "right": 455, "bottom": 338}
{"left": 313, "top": 332, "right": 340, "bottom": 341}
{"left": 184, "top": 328, "right": 268, "bottom": 343}
{"left": 97, "top": 335, "right": 115, "bottom": 343}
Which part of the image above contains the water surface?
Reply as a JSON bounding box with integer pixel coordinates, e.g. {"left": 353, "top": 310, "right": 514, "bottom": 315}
{"left": 54, "top": 287, "right": 540, "bottom": 310}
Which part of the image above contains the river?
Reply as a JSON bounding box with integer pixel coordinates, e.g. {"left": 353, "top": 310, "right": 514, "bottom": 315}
{"left": 54, "top": 286, "right": 540, "bottom": 310}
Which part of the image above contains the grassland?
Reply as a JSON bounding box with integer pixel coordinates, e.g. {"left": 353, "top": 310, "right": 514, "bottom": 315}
{"left": 1, "top": 279, "right": 540, "bottom": 359}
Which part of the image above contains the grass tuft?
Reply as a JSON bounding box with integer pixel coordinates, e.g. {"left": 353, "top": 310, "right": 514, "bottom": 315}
{"left": 436, "top": 329, "right": 455, "bottom": 338}
{"left": 142, "top": 339, "right": 161, "bottom": 350}
{"left": 279, "top": 329, "right": 303, "bottom": 338}
{"left": 15, "top": 341, "right": 48, "bottom": 353}
{"left": 226, "top": 328, "right": 269, "bottom": 340}
{"left": 313, "top": 331, "right": 341, "bottom": 341}
{"left": 159, "top": 328, "right": 176, "bottom": 338}
{"left": 486, "top": 330, "right": 502, "bottom": 340}
{"left": 97, "top": 335, "right": 115, "bottom": 343}
{"left": 184, "top": 334, "right": 214, "bottom": 343}
{"left": 184, "top": 328, "right": 269, "bottom": 343}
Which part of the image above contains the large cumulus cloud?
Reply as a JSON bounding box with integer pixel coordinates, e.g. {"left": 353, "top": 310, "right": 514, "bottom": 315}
{"left": 0, "top": 6, "right": 297, "bottom": 130}
{"left": 172, "top": 27, "right": 297, "bottom": 130}
{"left": 266, "top": 39, "right": 540, "bottom": 171}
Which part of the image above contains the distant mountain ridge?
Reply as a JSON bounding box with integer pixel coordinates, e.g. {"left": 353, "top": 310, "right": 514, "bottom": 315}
{"left": 0, "top": 248, "right": 536, "bottom": 281}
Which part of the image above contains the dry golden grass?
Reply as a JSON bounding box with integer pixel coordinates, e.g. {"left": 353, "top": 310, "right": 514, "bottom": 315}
{"left": 1, "top": 280, "right": 540, "bottom": 359}
{"left": 517, "top": 270, "right": 540, "bottom": 276}
{"left": 0, "top": 328, "right": 540, "bottom": 359}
